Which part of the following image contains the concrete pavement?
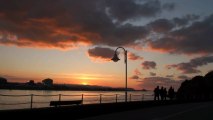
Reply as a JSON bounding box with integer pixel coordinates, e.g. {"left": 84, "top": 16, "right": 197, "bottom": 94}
{"left": 81, "top": 101, "right": 213, "bottom": 120}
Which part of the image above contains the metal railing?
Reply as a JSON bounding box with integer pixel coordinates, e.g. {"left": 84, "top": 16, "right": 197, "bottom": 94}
{"left": 0, "top": 93, "right": 153, "bottom": 110}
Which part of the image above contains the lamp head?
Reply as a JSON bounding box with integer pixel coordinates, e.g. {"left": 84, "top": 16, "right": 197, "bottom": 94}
{"left": 111, "top": 52, "right": 120, "bottom": 62}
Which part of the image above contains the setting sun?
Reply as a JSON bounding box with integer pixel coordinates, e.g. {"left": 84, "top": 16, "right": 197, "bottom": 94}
{"left": 82, "top": 82, "right": 88, "bottom": 85}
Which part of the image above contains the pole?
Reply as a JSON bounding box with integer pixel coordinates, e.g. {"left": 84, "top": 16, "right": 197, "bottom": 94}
{"left": 125, "top": 50, "right": 127, "bottom": 102}
{"left": 116, "top": 94, "right": 118, "bottom": 103}
{"left": 100, "top": 94, "right": 102, "bottom": 104}
{"left": 142, "top": 94, "right": 144, "bottom": 101}
{"left": 81, "top": 94, "right": 84, "bottom": 104}
{"left": 129, "top": 94, "right": 132, "bottom": 102}
{"left": 30, "top": 94, "right": 33, "bottom": 109}
{"left": 59, "top": 94, "right": 61, "bottom": 101}
{"left": 112, "top": 47, "right": 128, "bottom": 102}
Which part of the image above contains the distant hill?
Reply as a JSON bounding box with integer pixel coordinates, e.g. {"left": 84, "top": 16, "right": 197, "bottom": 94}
{"left": 0, "top": 82, "right": 135, "bottom": 91}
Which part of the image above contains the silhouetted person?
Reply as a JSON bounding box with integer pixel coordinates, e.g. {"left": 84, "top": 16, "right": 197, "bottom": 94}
{"left": 154, "top": 86, "right": 160, "bottom": 101}
{"left": 163, "top": 88, "right": 167, "bottom": 100}
{"left": 160, "top": 86, "right": 164, "bottom": 100}
{"left": 168, "top": 86, "right": 175, "bottom": 100}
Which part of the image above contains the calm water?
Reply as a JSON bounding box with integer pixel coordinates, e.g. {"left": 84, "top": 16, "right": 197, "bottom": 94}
{"left": 0, "top": 90, "right": 153, "bottom": 110}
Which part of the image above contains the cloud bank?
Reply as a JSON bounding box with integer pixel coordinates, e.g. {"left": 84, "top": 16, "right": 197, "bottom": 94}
{"left": 0, "top": 0, "right": 175, "bottom": 50}
{"left": 148, "top": 14, "right": 213, "bottom": 55}
{"left": 167, "top": 56, "right": 213, "bottom": 74}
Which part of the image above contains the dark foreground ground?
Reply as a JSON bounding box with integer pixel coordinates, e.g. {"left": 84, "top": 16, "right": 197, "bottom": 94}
{"left": 81, "top": 101, "right": 213, "bottom": 120}
{"left": 0, "top": 100, "right": 212, "bottom": 120}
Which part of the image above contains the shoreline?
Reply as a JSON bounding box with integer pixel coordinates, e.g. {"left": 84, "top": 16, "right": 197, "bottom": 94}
{"left": 0, "top": 88, "right": 148, "bottom": 92}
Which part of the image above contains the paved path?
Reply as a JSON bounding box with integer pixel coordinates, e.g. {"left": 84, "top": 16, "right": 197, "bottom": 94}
{"left": 81, "top": 101, "right": 213, "bottom": 120}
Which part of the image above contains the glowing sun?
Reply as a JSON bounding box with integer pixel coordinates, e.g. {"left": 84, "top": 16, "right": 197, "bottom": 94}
{"left": 82, "top": 82, "right": 88, "bottom": 85}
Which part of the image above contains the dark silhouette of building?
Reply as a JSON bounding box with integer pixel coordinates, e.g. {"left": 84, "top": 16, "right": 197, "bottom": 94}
{"left": 42, "top": 78, "right": 53, "bottom": 86}
{"left": 27, "top": 80, "right": 35, "bottom": 86}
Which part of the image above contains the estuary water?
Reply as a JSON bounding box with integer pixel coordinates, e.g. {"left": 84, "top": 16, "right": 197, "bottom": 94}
{"left": 0, "top": 90, "right": 153, "bottom": 110}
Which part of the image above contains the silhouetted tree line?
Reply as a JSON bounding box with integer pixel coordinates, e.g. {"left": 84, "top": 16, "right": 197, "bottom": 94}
{"left": 177, "top": 71, "right": 213, "bottom": 101}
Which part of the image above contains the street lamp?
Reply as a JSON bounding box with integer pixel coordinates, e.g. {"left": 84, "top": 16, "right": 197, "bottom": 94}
{"left": 111, "top": 47, "right": 128, "bottom": 102}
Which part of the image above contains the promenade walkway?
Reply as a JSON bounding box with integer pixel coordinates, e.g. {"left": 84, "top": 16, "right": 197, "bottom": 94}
{"left": 1, "top": 101, "right": 213, "bottom": 120}
{"left": 81, "top": 101, "right": 213, "bottom": 120}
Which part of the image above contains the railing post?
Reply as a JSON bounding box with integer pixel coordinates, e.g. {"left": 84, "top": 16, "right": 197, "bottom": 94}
{"left": 59, "top": 94, "right": 61, "bottom": 101}
{"left": 129, "top": 94, "right": 132, "bottom": 102}
{"left": 142, "top": 94, "right": 144, "bottom": 101}
{"left": 81, "top": 94, "right": 84, "bottom": 104}
{"left": 100, "top": 94, "right": 102, "bottom": 104}
{"left": 115, "top": 94, "right": 118, "bottom": 103}
{"left": 30, "top": 94, "right": 33, "bottom": 109}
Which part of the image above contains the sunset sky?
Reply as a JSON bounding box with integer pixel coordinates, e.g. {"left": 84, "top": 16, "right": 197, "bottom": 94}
{"left": 1, "top": 0, "right": 213, "bottom": 90}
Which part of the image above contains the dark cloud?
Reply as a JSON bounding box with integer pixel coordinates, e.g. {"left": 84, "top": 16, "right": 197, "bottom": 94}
{"left": 150, "top": 72, "right": 156, "bottom": 76}
{"left": 162, "top": 3, "right": 175, "bottom": 11}
{"left": 166, "top": 75, "right": 174, "bottom": 78}
{"left": 178, "top": 75, "right": 190, "bottom": 80}
{"left": 0, "top": 0, "right": 175, "bottom": 49}
{"left": 147, "top": 19, "right": 174, "bottom": 33}
{"left": 129, "top": 75, "right": 140, "bottom": 80}
{"left": 128, "top": 52, "right": 143, "bottom": 60}
{"left": 87, "top": 47, "right": 144, "bottom": 62}
{"left": 141, "top": 61, "right": 157, "bottom": 70}
{"left": 138, "top": 76, "right": 181, "bottom": 90}
{"left": 148, "top": 14, "right": 213, "bottom": 55}
{"left": 146, "top": 14, "right": 199, "bottom": 34}
{"left": 167, "top": 64, "right": 200, "bottom": 74}
{"left": 106, "top": 0, "right": 173, "bottom": 22}
{"left": 87, "top": 47, "right": 114, "bottom": 62}
{"left": 167, "top": 56, "right": 213, "bottom": 74}
{"left": 173, "top": 14, "right": 200, "bottom": 27}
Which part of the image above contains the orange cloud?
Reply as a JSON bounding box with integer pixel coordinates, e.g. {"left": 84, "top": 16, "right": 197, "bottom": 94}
{"left": 134, "top": 68, "right": 142, "bottom": 76}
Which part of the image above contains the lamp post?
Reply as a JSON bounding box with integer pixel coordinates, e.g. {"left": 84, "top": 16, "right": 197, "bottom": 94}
{"left": 111, "top": 47, "right": 128, "bottom": 102}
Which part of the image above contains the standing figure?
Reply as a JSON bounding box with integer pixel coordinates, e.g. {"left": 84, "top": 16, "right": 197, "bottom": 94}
{"left": 154, "top": 86, "right": 160, "bottom": 101}
{"left": 168, "top": 86, "right": 175, "bottom": 100}
{"left": 160, "top": 86, "right": 164, "bottom": 100}
{"left": 164, "top": 88, "right": 167, "bottom": 100}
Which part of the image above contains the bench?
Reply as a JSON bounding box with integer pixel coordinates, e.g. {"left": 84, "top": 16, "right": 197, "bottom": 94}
{"left": 50, "top": 100, "right": 83, "bottom": 107}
